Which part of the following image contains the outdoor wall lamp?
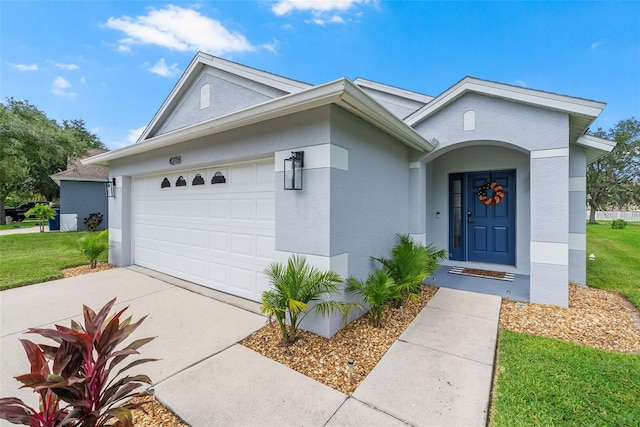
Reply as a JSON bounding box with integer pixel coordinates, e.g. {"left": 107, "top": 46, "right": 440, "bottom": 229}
{"left": 104, "top": 177, "right": 116, "bottom": 198}
{"left": 284, "top": 151, "right": 304, "bottom": 190}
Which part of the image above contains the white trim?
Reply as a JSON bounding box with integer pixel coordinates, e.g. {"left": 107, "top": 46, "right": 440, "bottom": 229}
{"left": 353, "top": 78, "right": 434, "bottom": 104}
{"left": 274, "top": 251, "right": 349, "bottom": 279}
{"left": 50, "top": 176, "right": 108, "bottom": 185}
{"left": 274, "top": 144, "right": 348, "bottom": 172}
{"left": 409, "top": 233, "right": 426, "bottom": 246}
{"left": 530, "top": 148, "right": 569, "bottom": 159}
{"left": 409, "top": 162, "right": 421, "bottom": 169}
{"left": 530, "top": 241, "right": 568, "bottom": 265}
{"left": 569, "top": 177, "right": 586, "bottom": 192}
{"left": 406, "top": 76, "right": 606, "bottom": 127}
{"left": 109, "top": 228, "right": 122, "bottom": 243}
{"left": 84, "top": 79, "right": 435, "bottom": 167}
{"left": 576, "top": 134, "right": 616, "bottom": 153}
{"left": 568, "top": 233, "right": 586, "bottom": 251}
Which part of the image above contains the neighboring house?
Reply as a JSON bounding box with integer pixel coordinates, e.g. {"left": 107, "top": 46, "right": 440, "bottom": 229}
{"left": 51, "top": 148, "right": 109, "bottom": 231}
{"left": 84, "top": 52, "right": 614, "bottom": 337}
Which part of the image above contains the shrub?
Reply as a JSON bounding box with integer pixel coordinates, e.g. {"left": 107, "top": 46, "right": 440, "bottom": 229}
{"left": 373, "top": 234, "right": 447, "bottom": 306}
{"left": 24, "top": 204, "right": 55, "bottom": 233}
{"left": 346, "top": 270, "right": 397, "bottom": 327}
{"left": 611, "top": 219, "right": 627, "bottom": 229}
{"left": 0, "top": 298, "right": 156, "bottom": 427}
{"left": 83, "top": 213, "right": 104, "bottom": 232}
{"left": 261, "top": 254, "right": 349, "bottom": 345}
{"left": 78, "top": 230, "right": 109, "bottom": 268}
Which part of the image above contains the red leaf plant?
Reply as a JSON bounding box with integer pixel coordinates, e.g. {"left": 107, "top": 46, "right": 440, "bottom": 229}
{"left": 0, "top": 298, "right": 157, "bottom": 426}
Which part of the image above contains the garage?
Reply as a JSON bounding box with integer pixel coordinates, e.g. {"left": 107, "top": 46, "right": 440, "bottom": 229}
{"left": 132, "top": 159, "right": 276, "bottom": 302}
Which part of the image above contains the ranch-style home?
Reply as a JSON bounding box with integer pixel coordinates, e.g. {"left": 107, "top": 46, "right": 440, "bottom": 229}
{"left": 85, "top": 52, "right": 614, "bottom": 337}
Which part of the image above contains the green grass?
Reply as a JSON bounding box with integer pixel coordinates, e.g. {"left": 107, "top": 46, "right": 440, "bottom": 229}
{"left": 0, "top": 220, "right": 39, "bottom": 231}
{"left": 491, "top": 331, "right": 640, "bottom": 426}
{"left": 0, "top": 232, "right": 108, "bottom": 290}
{"left": 587, "top": 221, "right": 640, "bottom": 308}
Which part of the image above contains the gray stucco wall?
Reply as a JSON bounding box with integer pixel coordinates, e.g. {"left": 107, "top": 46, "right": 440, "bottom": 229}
{"left": 413, "top": 91, "right": 572, "bottom": 306}
{"left": 155, "top": 68, "right": 287, "bottom": 137}
{"left": 569, "top": 144, "right": 587, "bottom": 285}
{"left": 60, "top": 181, "right": 108, "bottom": 231}
{"left": 329, "top": 106, "right": 411, "bottom": 279}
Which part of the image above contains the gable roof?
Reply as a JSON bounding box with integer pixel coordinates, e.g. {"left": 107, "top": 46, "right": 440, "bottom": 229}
{"left": 51, "top": 148, "right": 109, "bottom": 185}
{"left": 84, "top": 78, "right": 437, "bottom": 167}
{"left": 405, "top": 77, "right": 607, "bottom": 145}
{"left": 138, "top": 52, "right": 313, "bottom": 142}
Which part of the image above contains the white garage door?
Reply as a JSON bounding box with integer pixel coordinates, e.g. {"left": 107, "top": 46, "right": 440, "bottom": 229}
{"left": 133, "top": 159, "right": 276, "bottom": 302}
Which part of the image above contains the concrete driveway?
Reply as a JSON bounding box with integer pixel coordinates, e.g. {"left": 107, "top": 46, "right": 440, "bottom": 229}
{"left": 1, "top": 267, "right": 500, "bottom": 426}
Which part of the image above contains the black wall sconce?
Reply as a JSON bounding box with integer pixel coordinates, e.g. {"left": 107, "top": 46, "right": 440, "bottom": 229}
{"left": 284, "top": 151, "right": 304, "bottom": 190}
{"left": 104, "top": 177, "right": 116, "bottom": 198}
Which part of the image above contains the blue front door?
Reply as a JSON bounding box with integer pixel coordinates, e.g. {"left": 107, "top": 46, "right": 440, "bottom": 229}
{"left": 449, "top": 170, "right": 516, "bottom": 265}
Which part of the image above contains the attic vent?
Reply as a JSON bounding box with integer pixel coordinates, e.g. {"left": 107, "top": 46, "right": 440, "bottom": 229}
{"left": 176, "top": 176, "right": 187, "bottom": 187}
{"left": 211, "top": 171, "right": 226, "bottom": 184}
{"left": 161, "top": 177, "right": 171, "bottom": 188}
{"left": 200, "top": 84, "right": 210, "bottom": 109}
{"left": 192, "top": 173, "right": 205, "bottom": 186}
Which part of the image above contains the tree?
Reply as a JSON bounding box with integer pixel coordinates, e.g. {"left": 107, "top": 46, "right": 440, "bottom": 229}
{"left": 587, "top": 117, "right": 640, "bottom": 223}
{"left": 0, "top": 98, "right": 104, "bottom": 225}
{"left": 23, "top": 204, "right": 56, "bottom": 232}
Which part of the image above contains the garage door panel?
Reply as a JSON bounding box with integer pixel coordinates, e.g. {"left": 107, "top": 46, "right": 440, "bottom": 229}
{"left": 133, "top": 159, "right": 275, "bottom": 302}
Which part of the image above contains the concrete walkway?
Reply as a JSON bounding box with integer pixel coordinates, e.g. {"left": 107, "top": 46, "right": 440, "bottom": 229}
{"left": 0, "top": 269, "right": 501, "bottom": 427}
{"left": 0, "top": 224, "right": 49, "bottom": 235}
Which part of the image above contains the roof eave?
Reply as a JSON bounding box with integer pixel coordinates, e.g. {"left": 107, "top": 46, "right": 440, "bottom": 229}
{"left": 84, "top": 79, "right": 434, "bottom": 166}
{"left": 406, "top": 77, "right": 607, "bottom": 128}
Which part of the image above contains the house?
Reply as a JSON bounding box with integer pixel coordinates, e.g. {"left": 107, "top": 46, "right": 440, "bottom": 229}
{"left": 84, "top": 52, "right": 614, "bottom": 337}
{"left": 51, "top": 148, "right": 109, "bottom": 231}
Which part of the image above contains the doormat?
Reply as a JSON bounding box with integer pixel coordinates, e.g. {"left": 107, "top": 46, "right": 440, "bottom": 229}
{"left": 449, "top": 266, "right": 514, "bottom": 282}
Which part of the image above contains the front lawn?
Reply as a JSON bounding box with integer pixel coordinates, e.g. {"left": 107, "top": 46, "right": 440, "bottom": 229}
{"left": 0, "top": 232, "right": 108, "bottom": 290}
{"left": 491, "top": 331, "right": 640, "bottom": 426}
{"left": 587, "top": 221, "right": 640, "bottom": 308}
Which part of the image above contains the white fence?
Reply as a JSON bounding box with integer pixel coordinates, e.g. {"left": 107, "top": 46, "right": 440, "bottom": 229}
{"left": 586, "top": 211, "right": 640, "bottom": 221}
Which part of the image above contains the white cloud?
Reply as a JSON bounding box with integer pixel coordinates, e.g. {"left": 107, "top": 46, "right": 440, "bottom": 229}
{"left": 590, "top": 41, "right": 604, "bottom": 50}
{"left": 104, "top": 5, "right": 254, "bottom": 55}
{"left": 329, "top": 15, "right": 345, "bottom": 24}
{"left": 51, "top": 76, "right": 76, "bottom": 98}
{"left": 80, "top": 77, "right": 86, "bottom": 84}
{"left": 514, "top": 79, "right": 528, "bottom": 88}
{"left": 49, "top": 60, "right": 79, "bottom": 70}
{"left": 10, "top": 63, "right": 38, "bottom": 71}
{"left": 128, "top": 126, "right": 147, "bottom": 144}
{"left": 148, "top": 58, "right": 180, "bottom": 77}
{"left": 272, "top": 0, "right": 369, "bottom": 16}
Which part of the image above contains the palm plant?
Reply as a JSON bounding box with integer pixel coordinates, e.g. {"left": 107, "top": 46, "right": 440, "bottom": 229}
{"left": 24, "top": 204, "right": 55, "bottom": 233}
{"left": 346, "top": 269, "right": 397, "bottom": 327}
{"left": 77, "top": 230, "right": 109, "bottom": 268}
{"left": 373, "top": 234, "right": 446, "bottom": 306}
{"left": 261, "top": 254, "right": 346, "bottom": 345}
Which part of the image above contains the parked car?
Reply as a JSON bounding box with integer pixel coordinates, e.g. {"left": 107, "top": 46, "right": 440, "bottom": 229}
{"left": 5, "top": 201, "right": 49, "bottom": 222}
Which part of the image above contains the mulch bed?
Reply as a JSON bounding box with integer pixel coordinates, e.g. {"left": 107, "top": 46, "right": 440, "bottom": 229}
{"left": 61, "top": 263, "right": 640, "bottom": 424}
{"left": 60, "top": 262, "right": 117, "bottom": 277}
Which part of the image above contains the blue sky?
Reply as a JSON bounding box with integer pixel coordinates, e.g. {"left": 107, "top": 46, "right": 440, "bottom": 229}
{"left": 2, "top": 1, "right": 638, "bottom": 150}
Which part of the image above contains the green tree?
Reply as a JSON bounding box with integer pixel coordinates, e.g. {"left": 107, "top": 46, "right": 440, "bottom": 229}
{"left": 587, "top": 118, "right": 640, "bottom": 223}
{"left": 24, "top": 204, "right": 56, "bottom": 232}
{"left": 0, "top": 98, "right": 104, "bottom": 225}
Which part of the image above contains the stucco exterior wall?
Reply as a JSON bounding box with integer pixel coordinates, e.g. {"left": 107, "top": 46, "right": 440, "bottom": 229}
{"left": 413, "top": 92, "right": 572, "bottom": 306}
{"left": 155, "top": 68, "right": 286, "bottom": 137}
{"left": 60, "top": 181, "right": 108, "bottom": 231}
{"left": 569, "top": 144, "right": 587, "bottom": 285}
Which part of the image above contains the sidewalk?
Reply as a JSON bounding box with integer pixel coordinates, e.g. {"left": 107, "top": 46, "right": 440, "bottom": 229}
{"left": 157, "top": 287, "right": 502, "bottom": 426}
{"left": 0, "top": 225, "right": 49, "bottom": 235}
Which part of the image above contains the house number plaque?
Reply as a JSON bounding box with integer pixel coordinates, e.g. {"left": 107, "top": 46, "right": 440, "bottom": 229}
{"left": 169, "top": 156, "right": 182, "bottom": 165}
